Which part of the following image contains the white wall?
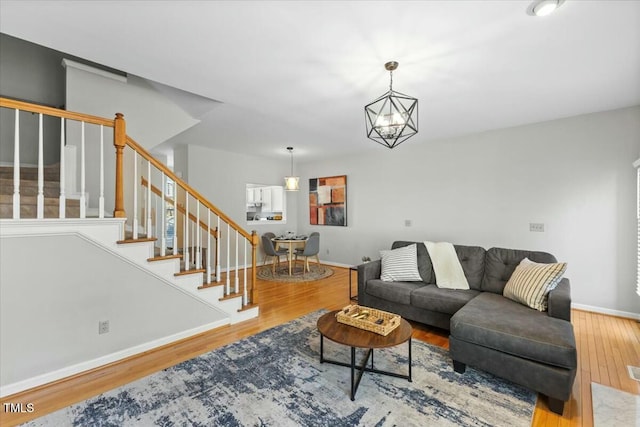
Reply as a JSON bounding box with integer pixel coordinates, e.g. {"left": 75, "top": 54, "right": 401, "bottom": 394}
{"left": 0, "top": 233, "right": 225, "bottom": 393}
{"left": 64, "top": 61, "right": 199, "bottom": 150}
{"left": 186, "top": 145, "right": 299, "bottom": 261}
{"left": 296, "top": 106, "right": 640, "bottom": 316}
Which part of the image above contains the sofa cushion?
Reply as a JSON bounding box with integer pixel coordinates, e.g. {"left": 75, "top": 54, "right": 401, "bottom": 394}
{"left": 411, "top": 285, "right": 480, "bottom": 315}
{"left": 503, "top": 258, "right": 567, "bottom": 311}
{"left": 392, "top": 241, "right": 434, "bottom": 283}
{"left": 380, "top": 243, "right": 423, "bottom": 282}
{"left": 453, "top": 245, "right": 486, "bottom": 290}
{"left": 481, "top": 247, "right": 558, "bottom": 294}
{"left": 450, "top": 292, "right": 576, "bottom": 369}
{"left": 365, "top": 279, "right": 426, "bottom": 305}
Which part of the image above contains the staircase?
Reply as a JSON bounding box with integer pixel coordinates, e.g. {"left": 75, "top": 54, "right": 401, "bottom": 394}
{"left": 0, "top": 163, "right": 257, "bottom": 324}
{"left": 0, "top": 165, "right": 81, "bottom": 218}
{"left": 1, "top": 97, "right": 260, "bottom": 396}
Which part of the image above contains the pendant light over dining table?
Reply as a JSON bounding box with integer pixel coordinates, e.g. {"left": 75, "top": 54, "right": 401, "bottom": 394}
{"left": 365, "top": 61, "right": 418, "bottom": 149}
{"left": 284, "top": 146, "right": 299, "bottom": 191}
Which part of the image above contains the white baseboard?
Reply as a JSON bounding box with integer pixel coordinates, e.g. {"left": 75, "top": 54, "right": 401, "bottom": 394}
{"left": 572, "top": 303, "right": 640, "bottom": 321}
{"left": 319, "top": 259, "right": 353, "bottom": 269}
{"left": 0, "top": 319, "right": 229, "bottom": 398}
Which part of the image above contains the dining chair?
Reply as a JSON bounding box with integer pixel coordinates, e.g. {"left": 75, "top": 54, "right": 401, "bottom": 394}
{"left": 294, "top": 232, "right": 320, "bottom": 274}
{"left": 261, "top": 233, "right": 288, "bottom": 273}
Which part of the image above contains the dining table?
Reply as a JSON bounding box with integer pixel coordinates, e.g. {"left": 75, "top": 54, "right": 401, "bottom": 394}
{"left": 272, "top": 235, "right": 308, "bottom": 276}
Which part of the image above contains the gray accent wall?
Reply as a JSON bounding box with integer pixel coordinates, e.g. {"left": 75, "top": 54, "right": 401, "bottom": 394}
{"left": 0, "top": 34, "right": 65, "bottom": 165}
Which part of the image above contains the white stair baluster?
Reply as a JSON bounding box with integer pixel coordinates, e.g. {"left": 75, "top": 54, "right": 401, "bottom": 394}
{"left": 79, "top": 122, "right": 86, "bottom": 218}
{"left": 235, "top": 230, "right": 239, "bottom": 294}
{"left": 206, "top": 210, "right": 212, "bottom": 283}
{"left": 133, "top": 151, "right": 138, "bottom": 239}
{"left": 59, "top": 117, "right": 65, "bottom": 219}
{"left": 184, "top": 193, "right": 190, "bottom": 270}
{"left": 146, "top": 160, "right": 152, "bottom": 237}
{"left": 243, "top": 238, "right": 248, "bottom": 305}
{"left": 196, "top": 201, "right": 201, "bottom": 269}
{"left": 99, "top": 125, "right": 104, "bottom": 219}
{"left": 12, "top": 109, "right": 20, "bottom": 219}
{"left": 172, "top": 181, "right": 177, "bottom": 256}
{"left": 216, "top": 216, "right": 221, "bottom": 282}
{"left": 161, "top": 173, "right": 166, "bottom": 256}
{"left": 226, "top": 222, "right": 230, "bottom": 294}
{"left": 36, "top": 113, "right": 44, "bottom": 219}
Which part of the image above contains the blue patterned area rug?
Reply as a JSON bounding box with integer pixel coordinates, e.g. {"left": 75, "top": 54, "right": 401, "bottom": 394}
{"left": 24, "top": 311, "right": 535, "bottom": 426}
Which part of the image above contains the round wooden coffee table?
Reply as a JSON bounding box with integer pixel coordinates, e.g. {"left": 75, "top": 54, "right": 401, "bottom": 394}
{"left": 317, "top": 310, "right": 413, "bottom": 400}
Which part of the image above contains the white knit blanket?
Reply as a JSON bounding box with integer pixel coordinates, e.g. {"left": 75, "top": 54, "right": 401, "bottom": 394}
{"left": 424, "top": 241, "right": 470, "bottom": 290}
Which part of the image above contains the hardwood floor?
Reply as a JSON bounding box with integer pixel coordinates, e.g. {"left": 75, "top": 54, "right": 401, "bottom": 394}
{"left": 1, "top": 266, "right": 638, "bottom": 426}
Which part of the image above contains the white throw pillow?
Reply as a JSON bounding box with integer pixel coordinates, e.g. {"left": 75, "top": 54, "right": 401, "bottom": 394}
{"left": 380, "top": 244, "right": 423, "bottom": 282}
{"left": 503, "top": 257, "right": 567, "bottom": 311}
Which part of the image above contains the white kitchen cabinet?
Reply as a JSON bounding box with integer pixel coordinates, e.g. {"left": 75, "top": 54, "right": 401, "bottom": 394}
{"left": 270, "top": 186, "right": 284, "bottom": 212}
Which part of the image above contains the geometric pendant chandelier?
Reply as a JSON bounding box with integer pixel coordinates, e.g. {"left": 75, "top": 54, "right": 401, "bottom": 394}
{"left": 364, "top": 61, "right": 418, "bottom": 149}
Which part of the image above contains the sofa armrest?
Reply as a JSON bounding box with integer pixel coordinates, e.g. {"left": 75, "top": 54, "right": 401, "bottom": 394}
{"left": 547, "top": 278, "right": 571, "bottom": 321}
{"left": 357, "top": 260, "right": 381, "bottom": 298}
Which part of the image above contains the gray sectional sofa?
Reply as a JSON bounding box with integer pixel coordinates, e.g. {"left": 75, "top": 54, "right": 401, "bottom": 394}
{"left": 357, "top": 241, "right": 577, "bottom": 415}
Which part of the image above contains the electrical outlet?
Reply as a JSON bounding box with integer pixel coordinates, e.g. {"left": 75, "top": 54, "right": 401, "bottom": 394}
{"left": 326, "top": 249, "right": 330, "bottom": 255}
{"left": 98, "top": 320, "right": 109, "bottom": 334}
{"left": 529, "top": 223, "right": 545, "bottom": 232}
{"left": 404, "top": 219, "right": 412, "bottom": 227}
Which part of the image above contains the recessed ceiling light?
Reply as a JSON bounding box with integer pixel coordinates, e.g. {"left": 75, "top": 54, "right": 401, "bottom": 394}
{"left": 527, "top": 0, "right": 565, "bottom": 17}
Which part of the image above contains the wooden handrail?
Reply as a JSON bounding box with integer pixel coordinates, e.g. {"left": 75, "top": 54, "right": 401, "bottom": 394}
{"left": 140, "top": 177, "right": 218, "bottom": 239}
{"left": 0, "top": 97, "right": 115, "bottom": 127}
{"left": 125, "top": 136, "right": 253, "bottom": 241}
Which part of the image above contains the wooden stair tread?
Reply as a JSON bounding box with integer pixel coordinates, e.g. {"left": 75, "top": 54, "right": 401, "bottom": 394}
{"left": 219, "top": 291, "right": 243, "bottom": 301}
{"left": 198, "top": 281, "right": 224, "bottom": 290}
{"left": 147, "top": 254, "right": 182, "bottom": 262}
{"left": 117, "top": 237, "right": 157, "bottom": 244}
{"left": 174, "top": 268, "right": 206, "bottom": 277}
{"left": 238, "top": 303, "right": 258, "bottom": 312}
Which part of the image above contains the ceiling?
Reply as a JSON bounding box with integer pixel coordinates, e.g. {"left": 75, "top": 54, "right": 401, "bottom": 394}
{"left": 1, "top": 1, "right": 639, "bottom": 161}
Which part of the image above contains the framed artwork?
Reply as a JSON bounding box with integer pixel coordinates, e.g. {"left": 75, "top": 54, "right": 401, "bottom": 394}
{"left": 309, "top": 175, "right": 347, "bottom": 226}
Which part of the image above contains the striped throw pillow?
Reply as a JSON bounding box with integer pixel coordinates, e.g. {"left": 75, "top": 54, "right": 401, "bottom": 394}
{"left": 380, "top": 244, "right": 423, "bottom": 282}
{"left": 503, "top": 258, "right": 567, "bottom": 311}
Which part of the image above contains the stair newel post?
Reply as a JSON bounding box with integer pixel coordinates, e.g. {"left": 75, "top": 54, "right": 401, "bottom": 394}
{"left": 12, "top": 108, "right": 20, "bottom": 219}
{"left": 251, "top": 230, "right": 259, "bottom": 305}
{"left": 37, "top": 113, "right": 44, "bottom": 219}
{"left": 113, "top": 112, "right": 126, "bottom": 220}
